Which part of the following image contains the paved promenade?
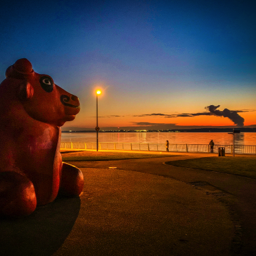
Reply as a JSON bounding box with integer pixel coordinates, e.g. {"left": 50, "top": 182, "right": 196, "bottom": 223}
{"left": 1, "top": 151, "right": 255, "bottom": 255}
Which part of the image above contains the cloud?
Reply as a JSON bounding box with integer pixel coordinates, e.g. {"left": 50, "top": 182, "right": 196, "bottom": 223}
{"left": 95, "top": 115, "right": 123, "bottom": 118}
{"left": 134, "top": 112, "right": 211, "bottom": 118}
{"left": 133, "top": 108, "right": 249, "bottom": 121}
{"left": 206, "top": 105, "right": 244, "bottom": 127}
{"left": 191, "top": 112, "right": 212, "bottom": 116}
{"left": 107, "top": 115, "right": 122, "bottom": 118}
{"left": 134, "top": 113, "right": 173, "bottom": 117}
{"left": 133, "top": 122, "right": 164, "bottom": 126}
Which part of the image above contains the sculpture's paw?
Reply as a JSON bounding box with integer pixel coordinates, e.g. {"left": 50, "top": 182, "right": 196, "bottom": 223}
{"left": 0, "top": 172, "right": 37, "bottom": 218}
{"left": 59, "top": 163, "right": 84, "bottom": 196}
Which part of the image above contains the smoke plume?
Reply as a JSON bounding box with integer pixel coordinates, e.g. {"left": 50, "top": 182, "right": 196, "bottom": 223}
{"left": 206, "top": 105, "right": 244, "bottom": 127}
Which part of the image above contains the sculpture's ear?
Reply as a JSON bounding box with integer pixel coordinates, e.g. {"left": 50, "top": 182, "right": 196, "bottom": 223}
{"left": 18, "top": 81, "right": 34, "bottom": 100}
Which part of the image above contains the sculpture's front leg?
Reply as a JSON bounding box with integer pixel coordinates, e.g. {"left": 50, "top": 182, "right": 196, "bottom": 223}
{"left": 59, "top": 163, "right": 84, "bottom": 196}
{"left": 0, "top": 172, "right": 37, "bottom": 217}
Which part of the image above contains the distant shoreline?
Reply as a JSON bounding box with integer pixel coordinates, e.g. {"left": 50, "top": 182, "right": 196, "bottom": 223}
{"left": 62, "top": 127, "right": 256, "bottom": 133}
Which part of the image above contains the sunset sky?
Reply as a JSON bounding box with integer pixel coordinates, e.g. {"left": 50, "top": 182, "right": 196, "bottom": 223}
{"left": 0, "top": 0, "right": 255, "bottom": 131}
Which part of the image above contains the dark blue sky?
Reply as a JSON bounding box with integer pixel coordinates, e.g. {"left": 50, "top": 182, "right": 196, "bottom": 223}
{"left": 0, "top": 0, "right": 255, "bottom": 130}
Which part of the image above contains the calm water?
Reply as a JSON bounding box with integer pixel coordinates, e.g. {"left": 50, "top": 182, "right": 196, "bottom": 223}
{"left": 61, "top": 132, "right": 256, "bottom": 146}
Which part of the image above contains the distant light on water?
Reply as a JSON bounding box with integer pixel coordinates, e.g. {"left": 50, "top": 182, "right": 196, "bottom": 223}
{"left": 61, "top": 132, "right": 256, "bottom": 145}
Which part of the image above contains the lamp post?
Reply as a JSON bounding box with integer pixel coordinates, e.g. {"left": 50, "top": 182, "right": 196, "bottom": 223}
{"left": 228, "top": 129, "right": 240, "bottom": 157}
{"left": 95, "top": 90, "right": 101, "bottom": 151}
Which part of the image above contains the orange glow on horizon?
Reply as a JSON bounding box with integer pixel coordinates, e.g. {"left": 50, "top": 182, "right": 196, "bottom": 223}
{"left": 175, "top": 115, "right": 234, "bottom": 126}
{"left": 64, "top": 109, "right": 255, "bottom": 129}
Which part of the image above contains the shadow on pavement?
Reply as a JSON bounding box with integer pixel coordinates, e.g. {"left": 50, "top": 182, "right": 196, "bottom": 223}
{"left": 0, "top": 195, "right": 81, "bottom": 256}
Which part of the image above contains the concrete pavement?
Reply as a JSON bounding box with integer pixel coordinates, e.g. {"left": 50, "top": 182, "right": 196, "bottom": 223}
{"left": 65, "top": 152, "right": 255, "bottom": 255}
{"left": 1, "top": 152, "right": 255, "bottom": 255}
{"left": 53, "top": 166, "right": 233, "bottom": 256}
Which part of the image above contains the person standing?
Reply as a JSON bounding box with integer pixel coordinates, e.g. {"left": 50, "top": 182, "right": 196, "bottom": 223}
{"left": 166, "top": 140, "right": 169, "bottom": 152}
{"left": 209, "top": 140, "right": 214, "bottom": 153}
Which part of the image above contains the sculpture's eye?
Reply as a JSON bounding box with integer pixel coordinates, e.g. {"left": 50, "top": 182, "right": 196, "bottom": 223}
{"left": 42, "top": 78, "right": 51, "bottom": 85}
{"left": 40, "top": 76, "right": 54, "bottom": 92}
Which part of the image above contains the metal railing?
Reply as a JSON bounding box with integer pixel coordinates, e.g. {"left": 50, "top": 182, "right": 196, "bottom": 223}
{"left": 60, "top": 142, "right": 256, "bottom": 154}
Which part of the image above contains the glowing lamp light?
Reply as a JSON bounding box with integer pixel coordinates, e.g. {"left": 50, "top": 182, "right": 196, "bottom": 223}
{"left": 96, "top": 90, "right": 101, "bottom": 95}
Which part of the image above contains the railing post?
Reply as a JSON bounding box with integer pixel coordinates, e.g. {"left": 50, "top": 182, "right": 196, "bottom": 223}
{"left": 131, "top": 143, "right": 132, "bottom": 150}
{"left": 186, "top": 144, "right": 188, "bottom": 152}
{"left": 71, "top": 142, "right": 73, "bottom": 149}
{"left": 148, "top": 143, "right": 150, "bottom": 151}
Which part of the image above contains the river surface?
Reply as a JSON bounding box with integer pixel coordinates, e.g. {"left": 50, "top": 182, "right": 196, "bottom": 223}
{"left": 61, "top": 132, "right": 256, "bottom": 146}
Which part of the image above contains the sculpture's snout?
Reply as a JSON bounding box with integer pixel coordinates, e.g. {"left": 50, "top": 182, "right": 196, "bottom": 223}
{"left": 60, "top": 94, "right": 80, "bottom": 109}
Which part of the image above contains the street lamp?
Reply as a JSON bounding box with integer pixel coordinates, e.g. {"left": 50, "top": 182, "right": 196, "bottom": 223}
{"left": 95, "top": 90, "right": 101, "bottom": 151}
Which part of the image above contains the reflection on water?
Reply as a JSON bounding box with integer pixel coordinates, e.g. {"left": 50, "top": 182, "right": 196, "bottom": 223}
{"left": 61, "top": 132, "right": 256, "bottom": 146}
{"left": 235, "top": 133, "right": 244, "bottom": 146}
{"left": 234, "top": 133, "right": 244, "bottom": 153}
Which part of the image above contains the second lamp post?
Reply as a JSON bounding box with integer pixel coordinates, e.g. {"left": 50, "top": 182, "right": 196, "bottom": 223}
{"left": 95, "top": 90, "right": 101, "bottom": 151}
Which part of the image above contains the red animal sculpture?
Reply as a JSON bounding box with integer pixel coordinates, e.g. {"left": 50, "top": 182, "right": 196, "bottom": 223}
{"left": 0, "top": 58, "right": 84, "bottom": 217}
